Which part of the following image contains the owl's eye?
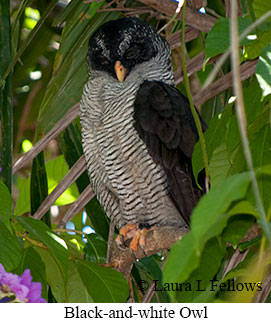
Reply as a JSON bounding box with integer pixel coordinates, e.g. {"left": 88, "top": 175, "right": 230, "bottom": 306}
{"left": 125, "top": 46, "right": 141, "bottom": 60}
{"left": 99, "top": 56, "right": 109, "bottom": 65}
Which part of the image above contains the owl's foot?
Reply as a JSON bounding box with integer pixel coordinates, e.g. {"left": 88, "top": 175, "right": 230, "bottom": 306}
{"left": 116, "top": 224, "right": 154, "bottom": 251}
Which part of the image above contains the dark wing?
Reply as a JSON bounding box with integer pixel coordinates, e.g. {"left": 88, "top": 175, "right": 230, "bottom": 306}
{"left": 133, "top": 81, "right": 207, "bottom": 225}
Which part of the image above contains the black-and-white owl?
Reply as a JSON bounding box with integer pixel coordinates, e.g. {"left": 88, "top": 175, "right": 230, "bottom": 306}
{"left": 80, "top": 17, "right": 206, "bottom": 250}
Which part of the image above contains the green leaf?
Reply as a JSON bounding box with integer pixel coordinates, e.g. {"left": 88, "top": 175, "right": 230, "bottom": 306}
{"left": 34, "top": 247, "right": 67, "bottom": 302}
{"left": 256, "top": 44, "right": 271, "bottom": 98}
{"left": 31, "top": 152, "right": 50, "bottom": 226}
{"left": 222, "top": 249, "right": 255, "bottom": 281}
{"left": 84, "top": 233, "right": 107, "bottom": 264}
{"left": 191, "top": 173, "right": 251, "bottom": 246}
{"left": 163, "top": 233, "right": 199, "bottom": 289}
{"left": 244, "top": 30, "right": 271, "bottom": 60}
{"left": 46, "top": 154, "right": 79, "bottom": 205}
{"left": 17, "top": 216, "right": 68, "bottom": 268}
{"left": 16, "top": 246, "right": 47, "bottom": 301}
{"left": 78, "top": 260, "right": 129, "bottom": 302}
{"left": 133, "top": 255, "right": 168, "bottom": 302}
{"left": 138, "top": 256, "right": 162, "bottom": 282}
{"left": 226, "top": 80, "right": 265, "bottom": 156}
{"left": 175, "top": 238, "right": 226, "bottom": 302}
{"left": 250, "top": 124, "right": 271, "bottom": 212}
{"left": 14, "top": 177, "right": 30, "bottom": 216}
{"left": 53, "top": 0, "right": 83, "bottom": 27}
{"left": 0, "top": 179, "right": 12, "bottom": 228}
{"left": 238, "top": 236, "right": 261, "bottom": 252}
{"left": 223, "top": 215, "right": 255, "bottom": 248}
{"left": 14, "top": 155, "right": 80, "bottom": 216}
{"left": 253, "top": 0, "right": 271, "bottom": 19}
{"left": 0, "top": 219, "right": 22, "bottom": 271}
{"left": 164, "top": 172, "right": 252, "bottom": 294}
{"left": 67, "top": 261, "right": 93, "bottom": 302}
{"left": 209, "top": 143, "right": 231, "bottom": 187}
{"left": 229, "top": 200, "right": 259, "bottom": 217}
{"left": 205, "top": 17, "right": 252, "bottom": 62}
{"left": 192, "top": 105, "right": 232, "bottom": 184}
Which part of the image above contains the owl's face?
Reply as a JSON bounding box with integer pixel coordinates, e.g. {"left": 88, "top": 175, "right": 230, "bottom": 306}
{"left": 87, "top": 18, "right": 167, "bottom": 82}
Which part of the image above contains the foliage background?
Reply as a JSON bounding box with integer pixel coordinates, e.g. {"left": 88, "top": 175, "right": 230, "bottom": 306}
{"left": 0, "top": 0, "right": 271, "bottom": 302}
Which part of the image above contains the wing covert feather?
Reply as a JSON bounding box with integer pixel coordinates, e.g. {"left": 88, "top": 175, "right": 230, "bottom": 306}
{"left": 133, "top": 81, "right": 206, "bottom": 224}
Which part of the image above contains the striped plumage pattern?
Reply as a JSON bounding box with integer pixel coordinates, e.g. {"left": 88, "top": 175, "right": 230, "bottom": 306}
{"left": 80, "top": 18, "right": 192, "bottom": 230}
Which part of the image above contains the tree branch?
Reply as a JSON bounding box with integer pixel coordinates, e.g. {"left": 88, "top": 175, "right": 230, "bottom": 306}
{"left": 138, "top": 0, "right": 216, "bottom": 32}
{"left": 109, "top": 226, "right": 188, "bottom": 281}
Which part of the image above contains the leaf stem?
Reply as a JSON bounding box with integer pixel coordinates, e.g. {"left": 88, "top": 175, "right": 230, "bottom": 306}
{"left": 16, "top": 231, "right": 47, "bottom": 249}
{"left": 54, "top": 228, "right": 88, "bottom": 236}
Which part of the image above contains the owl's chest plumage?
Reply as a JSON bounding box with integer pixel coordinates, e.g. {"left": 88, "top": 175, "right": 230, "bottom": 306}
{"left": 80, "top": 76, "right": 184, "bottom": 229}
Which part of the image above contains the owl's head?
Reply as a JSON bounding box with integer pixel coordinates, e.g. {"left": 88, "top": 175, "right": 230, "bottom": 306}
{"left": 87, "top": 17, "right": 170, "bottom": 82}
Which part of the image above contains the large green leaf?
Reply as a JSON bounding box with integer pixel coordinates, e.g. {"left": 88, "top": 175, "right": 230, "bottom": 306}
{"left": 256, "top": 44, "right": 271, "bottom": 98}
{"left": 253, "top": 0, "right": 271, "bottom": 19}
{"left": 31, "top": 151, "right": 50, "bottom": 226}
{"left": 0, "top": 179, "right": 12, "bottom": 228}
{"left": 192, "top": 104, "right": 232, "bottom": 184}
{"left": 34, "top": 247, "right": 67, "bottom": 302}
{"left": 17, "top": 216, "right": 68, "bottom": 268}
{"left": 244, "top": 30, "right": 271, "bottom": 60}
{"left": 78, "top": 260, "right": 129, "bottom": 302}
{"left": 84, "top": 233, "right": 107, "bottom": 264}
{"left": 67, "top": 261, "right": 93, "bottom": 303}
{"left": 222, "top": 214, "right": 255, "bottom": 248}
{"left": 250, "top": 124, "right": 271, "bottom": 212}
{"left": 226, "top": 80, "right": 265, "bottom": 156}
{"left": 209, "top": 143, "right": 231, "bottom": 187}
{"left": 205, "top": 17, "right": 252, "bottom": 62}
{"left": 0, "top": 219, "right": 22, "bottom": 271}
{"left": 175, "top": 238, "right": 226, "bottom": 303}
{"left": 163, "top": 172, "right": 252, "bottom": 296}
{"left": 14, "top": 176, "right": 31, "bottom": 216}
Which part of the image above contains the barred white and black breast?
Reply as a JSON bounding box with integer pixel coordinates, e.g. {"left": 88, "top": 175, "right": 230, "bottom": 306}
{"left": 80, "top": 18, "right": 206, "bottom": 230}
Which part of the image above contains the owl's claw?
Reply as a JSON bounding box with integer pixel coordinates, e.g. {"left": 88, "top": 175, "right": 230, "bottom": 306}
{"left": 116, "top": 224, "right": 154, "bottom": 252}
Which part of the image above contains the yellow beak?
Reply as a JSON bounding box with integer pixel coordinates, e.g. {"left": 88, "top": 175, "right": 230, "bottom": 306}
{"left": 114, "top": 60, "right": 128, "bottom": 83}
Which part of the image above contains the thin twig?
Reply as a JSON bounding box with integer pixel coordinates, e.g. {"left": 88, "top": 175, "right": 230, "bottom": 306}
{"left": 193, "top": 59, "right": 258, "bottom": 107}
{"left": 138, "top": 0, "right": 217, "bottom": 32}
{"left": 33, "top": 155, "right": 86, "bottom": 220}
{"left": 158, "top": 0, "right": 183, "bottom": 34}
{"left": 230, "top": 2, "right": 270, "bottom": 241}
{"left": 12, "top": 103, "right": 79, "bottom": 174}
{"left": 16, "top": 231, "right": 48, "bottom": 249}
{"left": 97, "top": 6, "right": 150, "bottom": 12}
{"left": 53, "top": 228, "right": 88, "bottom": 236}
{"left": 58, "top": 184, "right": 94, "bottom": 229}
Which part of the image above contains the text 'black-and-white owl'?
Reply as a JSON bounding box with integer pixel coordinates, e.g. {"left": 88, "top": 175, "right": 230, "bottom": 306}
{"left": 80, "top": 17, "right": 206, "bottom": 250}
